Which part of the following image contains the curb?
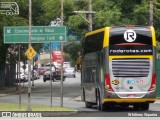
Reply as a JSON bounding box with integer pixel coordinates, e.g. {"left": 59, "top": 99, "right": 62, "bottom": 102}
{"left": 155, "top": 98, "right": 160, "bottom": 104}
{"left": 0, "top": 94, "right": 8, "bottom": 97}
{"left": 0, "top": 89, "right": 26, "bottom": 97}
{"left": 73, "top": 96, "right": 81, "bottom": 101}
{"left": 41, "top": 111, "right": 78, "bottom": 117}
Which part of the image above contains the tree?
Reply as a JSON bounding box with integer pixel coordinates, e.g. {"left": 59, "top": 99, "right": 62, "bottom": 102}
{"left": 63, "top": 38, "right": 81, "bottom": 66}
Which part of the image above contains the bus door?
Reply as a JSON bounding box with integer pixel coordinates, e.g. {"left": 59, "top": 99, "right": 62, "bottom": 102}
{"left": 84, "top": 53, "right": 97, "bottom": 101}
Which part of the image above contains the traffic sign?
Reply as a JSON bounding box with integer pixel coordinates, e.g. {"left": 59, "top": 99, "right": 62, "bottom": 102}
{"left": 3, "top": 26, "right": 66, "bottom": 43}
{"left": 25, "top": 46, "right": 36, "bottom": 60}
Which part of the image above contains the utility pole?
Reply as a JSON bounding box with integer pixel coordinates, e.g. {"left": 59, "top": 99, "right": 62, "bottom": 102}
{"left": 60, "top": 0, "right": 64, "bottom": 107}
{"left": 74, "top": 0, "right": 95, "bottom": 32}
{"left": 18, "top": 44, "right": 21, "bottom": 110}
{"left": 50, "top": 42, "right": 52, "bottom": 108}
{"left": 149, "top": 0, "right": 153, "bottom": 25}
{"left": 27, "top": 0, "right": 32, "bottom": 111}
{"left": 88, "top": 0, "right": 92, "bottom": 31}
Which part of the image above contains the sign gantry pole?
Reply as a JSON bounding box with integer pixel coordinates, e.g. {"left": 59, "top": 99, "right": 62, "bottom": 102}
{"left": 27, "top": 0, "right": 32, "bottom": 111}
{"left": 149, "top": 0, "right": 153, "bottom": 26}
{"left": 50, "top": 42, "right": 53, "bottom": 108}
{"left": 18, "top": 43, "right": 21, "bottom": 110}
{"left": 60, "top": 0, "right": 64, "bottom": 107}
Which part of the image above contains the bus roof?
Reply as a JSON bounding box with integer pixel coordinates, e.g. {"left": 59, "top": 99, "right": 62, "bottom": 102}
{"left": 84, "top": 26, "right": 156, "bottom": 47}
{"left": 85, "top": 27, "right": 107, "bottom": 37}
{"left": 85, "top": 26, "right": 152, "bottom": 37}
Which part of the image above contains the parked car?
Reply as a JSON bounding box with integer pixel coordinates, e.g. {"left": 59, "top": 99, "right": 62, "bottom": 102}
{"left": 64, "top": 67, "right": 76, "bottom": 78}
{"left": 43, "top": 70, "right": 56, "bottom": 82}
{"left": 19, "top": 70, "right": 40, "bottom": 81}
{"left": 37, "top": 67, "right": 47, "bottom": 75}
{"left": 16, "top": 72, "right": 28, "bottom": 82}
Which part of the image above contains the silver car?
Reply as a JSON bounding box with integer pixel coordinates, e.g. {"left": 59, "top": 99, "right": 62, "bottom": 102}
{"left": 64, "top": 67, "right": 76, "bottom": 78}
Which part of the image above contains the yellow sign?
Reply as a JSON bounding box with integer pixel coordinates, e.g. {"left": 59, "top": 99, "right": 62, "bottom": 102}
{"left": 25, "top": 46, "right": 36, "bottom": 60}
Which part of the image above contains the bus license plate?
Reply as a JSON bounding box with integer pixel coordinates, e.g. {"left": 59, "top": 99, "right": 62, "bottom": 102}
{"left": 127, "top": 94, "right": 136, "bottom": 98}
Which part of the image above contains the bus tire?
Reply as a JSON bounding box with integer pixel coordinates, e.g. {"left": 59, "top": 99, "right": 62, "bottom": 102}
{"left": 96, "top": 90, "right": 107, "bottom": 111}
{"left": 96, "top": 91, "right": 102, "bottom": 110}
{"left": 140, "top": 103, "right": 149, "bottom": 110}
{"left": 82, "top": 88, "right": 85, "bottom": 101}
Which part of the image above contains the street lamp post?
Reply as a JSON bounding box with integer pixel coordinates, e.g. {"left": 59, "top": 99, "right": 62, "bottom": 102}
{"left": 60, "top": 0, "right": 64, "bottom": 107}
{"left": 149, "top": 0, "right": 153, "bottom": 25}
{"left": 74, "top": 0, "right": 95, "bottom": 31}
{"left": 27, "top": 0, "right": 32, "bottom": 111}
{"left": 88, "top": 0, "right": 92, "bottom": 31}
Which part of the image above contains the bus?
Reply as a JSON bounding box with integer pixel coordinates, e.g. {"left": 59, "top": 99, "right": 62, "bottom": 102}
{"left": 81, "top": 26, "right": 156, "bottom": 111}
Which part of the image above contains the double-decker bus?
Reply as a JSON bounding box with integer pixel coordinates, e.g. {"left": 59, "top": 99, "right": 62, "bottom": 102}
{"left": 81, "top": 26, "right": 156, "bottom": 111}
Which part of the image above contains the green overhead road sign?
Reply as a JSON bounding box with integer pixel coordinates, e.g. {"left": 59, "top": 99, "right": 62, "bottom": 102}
{"left": 3, "top": 26, "right": 66, "bottom": 43}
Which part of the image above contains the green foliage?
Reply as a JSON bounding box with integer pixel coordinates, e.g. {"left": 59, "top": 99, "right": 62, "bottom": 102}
{"left": 94, "top": 7, "right": 122, "bottom": 28}
{"left": 63, "top": 39, "right": 81, "bottom": 66}
{"left": 1, "top": 0, "right": 160, "bottom": 66}
{"left": 67, "top": 15, "right": 88, "bottom": 40}
{"left": 65, "top": 0, "right": 160, "bottom": 62}
{"left": 0, "top": 0, "right": 44, "bottom": 65}
{"left": 0, "top": 14, "right": 28, "bottom": 65}
{"left": 156, "top": 41, "right": 160, "bottom": 53}
{"left": 133, "top": 0, "right": 149, "bottom": 25}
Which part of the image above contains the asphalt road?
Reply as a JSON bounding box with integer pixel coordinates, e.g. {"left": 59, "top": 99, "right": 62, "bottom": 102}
{"left": 0, "top": 72, "right": 89, "bottom": 111}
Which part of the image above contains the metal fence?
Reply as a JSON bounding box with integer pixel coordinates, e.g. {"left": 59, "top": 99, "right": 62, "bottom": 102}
{"left": 0, "top": 65, "right": 5, "bottom": 89}
{"left": 0, "top": 63, "right": 16, "bottom": 89}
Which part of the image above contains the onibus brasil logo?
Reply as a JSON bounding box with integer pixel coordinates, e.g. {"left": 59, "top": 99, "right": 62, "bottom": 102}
{"left": 0, "top": 2, "right": 19, "bottom": 15}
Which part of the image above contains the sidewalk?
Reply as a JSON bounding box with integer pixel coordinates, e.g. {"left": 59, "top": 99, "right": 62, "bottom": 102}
{"left": 155, "top": 98, "right": 160, "bottom": 104}
{"left": 0, "top": 86, "right": 17, "bottom": 95}
{"left": 0, "top": 86, "right": 25, "bottom": 97}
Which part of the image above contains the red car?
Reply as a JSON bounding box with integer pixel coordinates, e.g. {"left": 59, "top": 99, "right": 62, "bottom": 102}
{"left": 37, "top": 67, "right": 47, "bottom": 75}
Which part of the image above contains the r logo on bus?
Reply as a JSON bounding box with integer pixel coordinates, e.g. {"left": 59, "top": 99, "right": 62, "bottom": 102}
{"left": 124, "top": 30, "right": 137, "bottom": 42}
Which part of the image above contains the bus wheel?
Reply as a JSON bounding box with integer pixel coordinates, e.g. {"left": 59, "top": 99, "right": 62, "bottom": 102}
{"left": 96, "top": 92, "right": 102, "bottom": 110}
{"left": 82, "top": 88, "right": 85, "bottom": 101}
{"left": 85, "top": 102, "right": 92, "bottom": 108}
{"left": 140, "top": 103, "right": 149, "bottom": 110}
